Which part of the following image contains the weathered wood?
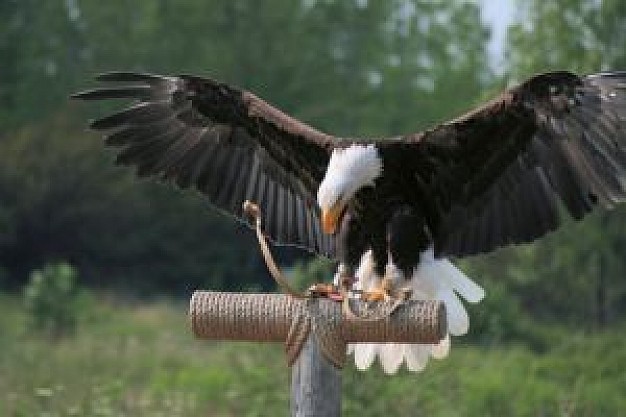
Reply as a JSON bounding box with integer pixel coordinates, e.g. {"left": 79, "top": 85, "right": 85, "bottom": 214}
{"left": 291, "top": 333, "right": 341, "bottom": 417}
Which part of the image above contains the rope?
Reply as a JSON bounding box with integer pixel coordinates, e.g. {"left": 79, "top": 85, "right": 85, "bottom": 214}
{"left": 243, "top": 199, "right": 410, "bottom": 321}
{"left": 243, "top": 201, "right": 307, "bottom": 299}
{"left": 190, "top": 291, "right": 447, "bottom": 368}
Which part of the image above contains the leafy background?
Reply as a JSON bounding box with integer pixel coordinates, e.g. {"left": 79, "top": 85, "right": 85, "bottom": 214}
{"left": 1, "top": 0, "right": 625, "bottom": 415}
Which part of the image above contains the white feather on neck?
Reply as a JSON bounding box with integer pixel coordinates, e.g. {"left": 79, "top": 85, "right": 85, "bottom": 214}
{"left": 317, "top": 144, "right": 382, "bottom": 209}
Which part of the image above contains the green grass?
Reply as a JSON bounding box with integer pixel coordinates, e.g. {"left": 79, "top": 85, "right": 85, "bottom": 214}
{"left": 1, "top": 293, "right": 625, "bottom": 417}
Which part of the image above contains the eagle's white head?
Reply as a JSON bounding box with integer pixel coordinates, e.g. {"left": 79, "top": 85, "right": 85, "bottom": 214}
{"left": 317, "top": 144, "right": 382, "bottom": 234}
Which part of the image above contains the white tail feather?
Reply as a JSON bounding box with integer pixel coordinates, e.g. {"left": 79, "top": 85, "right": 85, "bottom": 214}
{"left": 353, "top": 343, "right": 377, "bottom": 370}
{"left": 380, "top": 344, "right": 404, "bottom": 374}
{"left": 438, "top": 260, "right": 485, "bottom": 303}
{"left": 438, "top": 289, "right": 469, "bottom": 336}
{"left": 348, "top": 249, "right": 484, "bottom": 374}
{"left": 405, "top": 344, "right": 429, "bottom": 372}
{"left": 430, "top": 334, "right": 450, "bottom": 359}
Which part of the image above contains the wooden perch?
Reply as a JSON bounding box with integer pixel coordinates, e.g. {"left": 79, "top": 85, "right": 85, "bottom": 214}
{"left": 189, "top": 291, "right": 447, "bottom": 368}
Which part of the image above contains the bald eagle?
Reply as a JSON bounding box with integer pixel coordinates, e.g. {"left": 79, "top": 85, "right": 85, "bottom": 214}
{"left": 74, "top": 71, "right": 626, "bottom": 373}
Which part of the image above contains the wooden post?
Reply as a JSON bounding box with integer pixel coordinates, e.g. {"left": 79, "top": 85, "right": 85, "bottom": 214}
{"left": 190, "top": 291, "right": 446, "bottom": 417}
{"left": 291, "top": 333, "right": 341, "bottom": 417}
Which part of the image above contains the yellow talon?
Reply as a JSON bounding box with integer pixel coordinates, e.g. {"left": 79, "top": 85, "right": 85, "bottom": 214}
{"left": 361, "top": 277, "right": 394, "bottom": 302}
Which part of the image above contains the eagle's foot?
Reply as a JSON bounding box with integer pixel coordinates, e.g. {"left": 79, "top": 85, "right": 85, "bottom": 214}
{"left": 360, "top": 277, "right": 413, "bottom": 304}
{"left": 360, "top": 277, "right": 394, "bottom": 302}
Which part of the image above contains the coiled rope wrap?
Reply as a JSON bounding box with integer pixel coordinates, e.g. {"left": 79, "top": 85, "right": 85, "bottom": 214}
{"left": 190, "top": 291, "right": 447, "bottom": 368}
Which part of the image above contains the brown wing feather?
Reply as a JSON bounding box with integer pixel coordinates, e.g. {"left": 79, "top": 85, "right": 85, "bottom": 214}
{"left": 72, "top": 72, "right": 337, "bottom": 257}
{"left": 385, "top": 71, "right": 626, "bottom": 257}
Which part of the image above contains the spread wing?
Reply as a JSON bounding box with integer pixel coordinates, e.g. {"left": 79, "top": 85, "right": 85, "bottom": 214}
{"left": 72, "top": 72, "right": 338, "bottom": 257}
{"left": 384, "top": 71, "right": 626, "bottom": 257}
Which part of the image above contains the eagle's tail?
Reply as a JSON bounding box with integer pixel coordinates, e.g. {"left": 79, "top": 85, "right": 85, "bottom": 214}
{"left": 348, "top": 249, "right": 485, "bottom": 374}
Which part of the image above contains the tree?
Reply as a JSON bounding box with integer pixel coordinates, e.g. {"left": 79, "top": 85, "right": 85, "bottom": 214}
{"left": 0, "top": 112, "right": 266, "bottom": 294}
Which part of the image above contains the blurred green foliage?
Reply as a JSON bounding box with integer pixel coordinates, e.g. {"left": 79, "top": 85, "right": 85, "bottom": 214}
{"left": 1, "top": 1, "right": 625, "bottom": 415}
{"left": 0, "top": 113, "right": 266, "bottom": 294}
{"left": 1, "top": 295, "right": 625, "bottom": 417}
{"left": 0, "top": 0, "right": 624, "bottom": 330}
{"left": 0, "top": 0, "right": 491, "bottom": 296}
{"left": 24, "top": 262, "right": 80, "bottom": 337}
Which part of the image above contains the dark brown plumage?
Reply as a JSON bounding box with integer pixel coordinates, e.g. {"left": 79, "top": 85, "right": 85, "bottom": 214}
{"left": 72, "top": 70, "right": 626, "bottom": 267}
{"left": 73, "top": 72, "right": 337, "bottom": 257}
{"left": 417, "top": 71, "right": 626, "bottom": 256}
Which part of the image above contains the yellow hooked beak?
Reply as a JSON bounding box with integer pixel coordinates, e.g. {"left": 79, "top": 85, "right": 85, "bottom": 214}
{"left": 321, "top": 202, "right": 345, "bottom": 235}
